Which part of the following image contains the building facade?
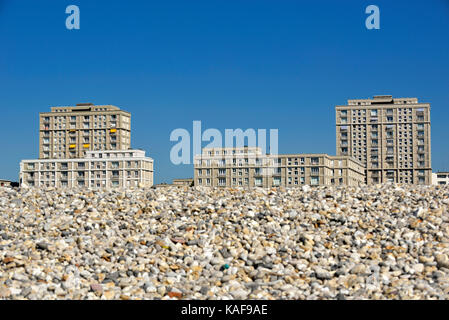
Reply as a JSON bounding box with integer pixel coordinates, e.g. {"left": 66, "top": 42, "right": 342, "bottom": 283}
{"left": 0, "top": 179, "right": 13, "bottom": 187}
{"left": 336, "top": 95, "right": 431, "bottom": 184}
{"left": 432, "top": 172, "right": 449, "bottom": 186}
{"left": 194, "top": 147, "right": 365, "bottom": 188}
{"left": 20, "top": 149, "right": 153, "bottom": 189}
{"left": 172, "top": 178, "right": 194, "bottom": 186}
{"left": 39, "top": 103, "right": 131, "bottom": 159}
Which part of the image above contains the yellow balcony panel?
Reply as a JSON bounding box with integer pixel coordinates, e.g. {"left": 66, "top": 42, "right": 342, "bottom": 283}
{"left": 83, "top": 144, "right": 90, "bottom": 148}
{"left": 69, "top": 129, "right": 76, "bottom": 132}
{"left": 69, "top": 144, "right": 76, "bottom": 149}
{"left": 110, "top": 128, "right": 117, "bottom": 133}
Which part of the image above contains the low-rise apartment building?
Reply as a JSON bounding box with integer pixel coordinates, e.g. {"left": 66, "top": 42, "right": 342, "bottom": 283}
{"left": 194, "top": 147, "right": 365, "bottom": 188}
{"left": 432, "top": 172, "right": 449, "bottom": 186}
{"left": 0, "top": 179, "right": 13, "bottom": 187}
{"left": 173, "top": 178, "right": 194, "bottom": 186}
{"left": 20, "top": 149, "right": 154, "bottom": 189}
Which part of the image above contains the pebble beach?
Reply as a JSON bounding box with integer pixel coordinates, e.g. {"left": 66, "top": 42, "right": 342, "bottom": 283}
{"left": 0, "top": 184, "right": 449, "bottom": 300}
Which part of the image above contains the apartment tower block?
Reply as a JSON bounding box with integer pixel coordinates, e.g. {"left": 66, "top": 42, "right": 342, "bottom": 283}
{"left": 39, "top": 103, "right": 131, "bottom": 159}
{"left": 336, "top": 95, "right": 431, "bottom": 184}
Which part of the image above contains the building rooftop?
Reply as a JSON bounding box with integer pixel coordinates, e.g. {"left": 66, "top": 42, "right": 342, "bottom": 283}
{"left": 39, "top": 104, "right": 129, "bottom": 114}
{"left": 339, "top": 95, "right": 425, "bottom": 107}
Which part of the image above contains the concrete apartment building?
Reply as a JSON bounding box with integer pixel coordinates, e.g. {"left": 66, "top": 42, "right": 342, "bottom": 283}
{"left": 39, "top": 103, "right": 131, "bottom": 159}
{"left": 336, "top": 95, "right": 431, "bottom": 185}
{"left": 0, "top": 179, "right": 13, "bottom": 187}
{"left": 194, "top": 147, "right": 365, "bottom": 188}
{"left": 20, "top": 149, "right": 153, "bottom": 189}
{"left": 432, "top": 172, "right": 449, "bottom": 186}
{"left": 172, "top": 178, "right": 194, "bottom": 186}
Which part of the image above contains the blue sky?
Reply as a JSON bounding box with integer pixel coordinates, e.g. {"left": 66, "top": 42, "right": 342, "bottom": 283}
{"left": 1, "top": 0, "right": 448, "bottom": 183}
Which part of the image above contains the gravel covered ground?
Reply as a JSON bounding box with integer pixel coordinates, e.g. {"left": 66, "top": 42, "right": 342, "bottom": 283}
{"left": 1, "top": 184, "right": 449, "bottom": 300}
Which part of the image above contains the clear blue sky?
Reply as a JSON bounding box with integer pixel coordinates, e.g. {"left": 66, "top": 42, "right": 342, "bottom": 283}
{"left": 1, "top": 0, "right": 449, "bottom": 183}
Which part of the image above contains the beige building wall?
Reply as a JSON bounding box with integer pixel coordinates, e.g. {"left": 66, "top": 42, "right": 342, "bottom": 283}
{"left": 336, "top": 95, "right": 431, "bottom": 185}
{"left": 194, "top": 147, "right": 365, "bottom": 188}
{"left": 39, "top": 103, "right": 131, "bottom": 159}
{"left": 0, "top": 180, "right": 12, "bottom": 187}
{"left": 432, "top": 172, "right": 449, "bottom": 186}
{"left": 20, "top": 150, "right": 153, "bottom": 189}
{"left": 173, "top": 178, "right": 194, "bottom": 186}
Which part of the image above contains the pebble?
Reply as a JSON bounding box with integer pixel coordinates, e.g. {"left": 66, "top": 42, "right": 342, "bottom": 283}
{"left": 0, "top": 183, "right": 447, "bottom": 299}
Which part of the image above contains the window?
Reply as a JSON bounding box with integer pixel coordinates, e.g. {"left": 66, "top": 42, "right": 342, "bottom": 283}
{"left": 218, "top": 178, "right": 226, "bottom": 186}
{"left": 273, "top": 177, "right": 281, "bottom": 186}
{"left": 310, "top": 177, "right": 319, "bottom": 185}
